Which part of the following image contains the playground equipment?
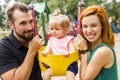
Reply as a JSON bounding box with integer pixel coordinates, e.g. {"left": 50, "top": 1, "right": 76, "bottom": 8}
{"left": 77, "top": 1, "right": 85, "bottom": 34}
{"left": 31, "top": 1, "right": 50, "bottom": 45}
{"left": 37, "top": 1, "right": 84, "bottom": 76}
{"left": 30, "top": 0, "right": 84, "bottom": 76}
{"left": 38, "top": 46, "right": 79, "bottom": 76}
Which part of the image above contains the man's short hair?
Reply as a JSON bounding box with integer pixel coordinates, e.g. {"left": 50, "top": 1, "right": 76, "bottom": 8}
{"left": 6, "top": 2, "right": 29, "bottom": 22}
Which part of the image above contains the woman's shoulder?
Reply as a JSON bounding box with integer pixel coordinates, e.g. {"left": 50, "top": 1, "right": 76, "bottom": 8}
{"left": 94, "top": 43, "right": 113, "bottom": 53}
{"left": 92, "top": 43, "right": 114, "bottom": 59}
{"left": 97, "top": 46, "right": 113, "bottom": 54}
{"left": 94, "top": 45, "right": 114, "bottom": 62}
{"left": 93, "top": 45, "right": 114, "bottom": 68}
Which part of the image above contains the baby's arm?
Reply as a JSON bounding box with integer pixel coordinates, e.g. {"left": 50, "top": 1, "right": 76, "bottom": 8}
{"left": 69, "top": 39, "right": 76, "bottom": 53}
{"left": 63, "top": 39, "right": 75, "bottom": 57}
{"left": 41, "top": 40, "right": 51, "bottom": 56}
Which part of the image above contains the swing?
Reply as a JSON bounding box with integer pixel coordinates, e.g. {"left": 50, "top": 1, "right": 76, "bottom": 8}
{"left": 38, "top": 46, "right": 79, "bottom": 76}
{"left": 37, "top": 1, "right": 84, "bottom": 76}
{"left": 30, "top": 0, "right": 84, "bottom": 76}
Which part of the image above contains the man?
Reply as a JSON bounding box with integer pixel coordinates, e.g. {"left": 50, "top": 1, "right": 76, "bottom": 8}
{"left": 0, "top": 2, "right": 43, "bottom": 80}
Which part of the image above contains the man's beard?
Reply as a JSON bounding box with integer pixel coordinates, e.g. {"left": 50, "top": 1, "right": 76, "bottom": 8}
{"left": 15, "top": 30, "right": 34, "bottom": 41}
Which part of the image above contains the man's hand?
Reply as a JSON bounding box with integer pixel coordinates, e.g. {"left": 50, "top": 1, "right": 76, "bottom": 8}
{"left": 28, "top": 35, "right": 43, "bottom": 56}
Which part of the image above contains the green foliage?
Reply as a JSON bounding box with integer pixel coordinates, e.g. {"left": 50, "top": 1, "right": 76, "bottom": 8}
{"left": 0, "top": 0, "right": 120, "bottom": 30}
{"left": 104, "top": 1, "right": 120, "bottom": 24}
{"left": 47, "top": 0, "right": 80, "bottom": 20}
{"left": 16, "top": 0, "right": 32, "bottom": 5}
{"left": 47, "top": 0, "right": 120, "bottom": 25}
{"left": 65, "top": 0, "right": 79, "bottom": 19}
{"left": 0, "top": 7, "right": 4, "bottom": 27}
{"left": 0, "top": 3, "right": 8, "bottom": 30}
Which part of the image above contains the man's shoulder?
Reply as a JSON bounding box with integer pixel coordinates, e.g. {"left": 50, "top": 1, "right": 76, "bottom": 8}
{"left": 0, "top": 33, "right": 15, "bottom": 45}
{"left": 0, "top": 34, "right": 15, "bottom": 50}
{"left": 0, "top": 36, "right": 10, "bottom": 44}
{"left": 0, "top": 36, "right": 11, "bottom": 56}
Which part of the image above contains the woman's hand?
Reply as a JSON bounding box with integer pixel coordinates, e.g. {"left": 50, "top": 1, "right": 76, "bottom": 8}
{"left": 74, "top": 34, "right": 88, "bottom": 50}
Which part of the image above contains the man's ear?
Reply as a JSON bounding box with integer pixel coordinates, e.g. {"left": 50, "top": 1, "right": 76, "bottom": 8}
{"left": 8, "top": 21, "right": 14, "bottom": 30}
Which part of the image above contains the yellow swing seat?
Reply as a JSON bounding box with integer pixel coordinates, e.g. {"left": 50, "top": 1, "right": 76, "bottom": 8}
{"left": 38, "top": 46, "right": 79, "bottom": 76}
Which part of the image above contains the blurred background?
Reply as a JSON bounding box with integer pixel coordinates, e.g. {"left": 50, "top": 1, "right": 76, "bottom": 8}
{"left": 0, "top": 0, "right": 120, "bottom": 80}
{"left": 0, "top": 0, "right": 120, "bottom": 36}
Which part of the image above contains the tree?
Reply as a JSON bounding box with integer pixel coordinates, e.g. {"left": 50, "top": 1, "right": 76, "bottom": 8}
{"left": 46, "top": 0, "right": 108, "bottom": 20}
{"left": 0, "top": 2, "right": 8, "bottom": 30}
{"left": 0, "top": 0, "right": 120, "bottom": 30}
{"left": 47, "top": 0, "right": 80, "bottom": 20}
{"left": 104, "top": 0, "right": 120, "bottom": 24}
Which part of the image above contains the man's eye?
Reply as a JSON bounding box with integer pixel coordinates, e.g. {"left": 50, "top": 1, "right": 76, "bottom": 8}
{"left": 20, "top": 22, "right": 27, "bottom": 25}
{"left": 30, "top": 20, "right": 34, "bottom": 24}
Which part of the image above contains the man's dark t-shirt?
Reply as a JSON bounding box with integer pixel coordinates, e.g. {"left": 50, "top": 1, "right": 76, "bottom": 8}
{"left": 0, "top": 33, "right": 42, "bottom": 80}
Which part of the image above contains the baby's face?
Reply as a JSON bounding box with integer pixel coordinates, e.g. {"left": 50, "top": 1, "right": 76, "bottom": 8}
{"left": 49, "top": 25, "right": 66, "bottom": 38}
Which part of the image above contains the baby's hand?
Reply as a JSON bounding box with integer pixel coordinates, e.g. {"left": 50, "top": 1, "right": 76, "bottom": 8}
{"left": 41, "top": 51, "right": 48, "bottom": 57}
{"left": 63, "top": 52, "right": 70, "bottom": 57}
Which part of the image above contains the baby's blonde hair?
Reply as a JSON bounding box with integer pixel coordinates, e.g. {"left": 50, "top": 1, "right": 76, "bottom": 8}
{"left": 49, "top": 14, "right": 70, "bottom": 34}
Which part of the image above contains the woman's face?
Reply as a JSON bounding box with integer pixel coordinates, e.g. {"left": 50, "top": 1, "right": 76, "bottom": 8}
{"left": 82, "top": 15, "right": 102, "bottom": 43}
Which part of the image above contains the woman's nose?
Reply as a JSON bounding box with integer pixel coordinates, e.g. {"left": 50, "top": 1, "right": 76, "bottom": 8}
{"left": 87, "top": 27, "right": 93, "bottom": 32}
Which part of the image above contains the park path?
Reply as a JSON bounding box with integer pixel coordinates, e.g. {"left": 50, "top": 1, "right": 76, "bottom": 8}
{"left": 115, "top": 33, "right": 120, "bottom": 79}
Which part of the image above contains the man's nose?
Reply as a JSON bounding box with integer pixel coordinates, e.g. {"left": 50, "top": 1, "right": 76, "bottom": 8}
{"left": 27, "top": 23, "right": 33, "bottom": 30}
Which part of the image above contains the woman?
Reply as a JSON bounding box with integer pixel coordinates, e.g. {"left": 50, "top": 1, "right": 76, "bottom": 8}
{"left": 75, "top": 5, "right": 118, "bottom": 80}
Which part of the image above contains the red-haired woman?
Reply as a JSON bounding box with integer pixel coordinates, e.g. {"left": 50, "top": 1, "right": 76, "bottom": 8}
{"left": 75, "top": 5, "right": 118, "bottom": 80}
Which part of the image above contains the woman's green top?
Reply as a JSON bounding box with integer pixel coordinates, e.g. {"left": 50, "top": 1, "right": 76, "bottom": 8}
{"left": 88, "top": 43, "right": 118, "bottom": 80}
